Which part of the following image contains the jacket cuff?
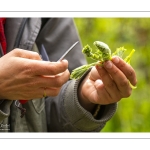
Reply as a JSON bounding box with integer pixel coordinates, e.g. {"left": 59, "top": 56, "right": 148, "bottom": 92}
{"left": 64, "top": 73, "right": 117, "bottom": 131}
{"left": 0, "top": 100, "right": 12, "bottom": 123}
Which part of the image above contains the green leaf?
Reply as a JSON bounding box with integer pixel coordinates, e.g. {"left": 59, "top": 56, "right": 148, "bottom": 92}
{"left": 70, "top": 41, "right": 136, "bottom": 90}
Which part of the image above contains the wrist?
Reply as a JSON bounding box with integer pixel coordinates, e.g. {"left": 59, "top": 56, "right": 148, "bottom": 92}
{"left": 78, "top": 88, "right": 101, "bottom": 118}
{"left": 77, "top": 77, "right": 96, "bottom": 113}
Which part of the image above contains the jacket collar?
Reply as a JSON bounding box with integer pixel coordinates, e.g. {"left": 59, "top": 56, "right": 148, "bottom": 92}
{"left": 5, "top": 18, "right": 42, "bottom": 53}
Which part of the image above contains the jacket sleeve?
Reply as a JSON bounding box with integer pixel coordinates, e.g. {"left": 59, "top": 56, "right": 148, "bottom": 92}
{"left": 45, "top": 67, "right": 117, "bottom": 132}
{"left": 0, "top": 100, "right": 12, "bottom": 123}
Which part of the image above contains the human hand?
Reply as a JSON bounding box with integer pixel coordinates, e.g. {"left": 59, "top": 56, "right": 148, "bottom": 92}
{"left": 78, "top": 56, "right": 137, "bottom": 112}
{"left": 0, "top": 49, "right": 70, "bottom": 100}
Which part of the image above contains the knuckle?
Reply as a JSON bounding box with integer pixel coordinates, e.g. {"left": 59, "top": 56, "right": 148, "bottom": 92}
{"left": 55, "top": 78, "right": 63, "bottom": 87}
{"left": 127, "top": 91, "right": 132, "bottom": 97}
{"left": 99, "top": 71, "right": 106, "bottom": 78}
{"left": 120, "top": 87, "right": 132, "bottom": 98}
{"left": 128, "top": 69, "right": 136, "bottom": 81}
{"left": 25, "top": 67, "right": 32, "bottom": 74}
{"left": 119, "top": 61, "right": 126, "bottom": 68}
{"left": 128, "top": 69, "right": 134, "bottom": 76}
{"left": 12, "top": 48, "right": 22, "bottom": 55}
{"left": 106, "top": 81, "right": 114, "bottom": 88}
{"left": 23, "top": 64, "right": 34, "bottom": 75}
{"left": 33, "top": 51, "right": 41, "bottom": 59}
{"left": 112, "top": 93, "right": 123, "bottom": 103}
{"left": 123, "top": 89, "right": 132, "bottom": 98}
{"left": 112, "top": 68, "right": 119, "bottom": 75}
{"left": 119, "top": 79, "right": 129, "bottom": 88}
{"left": 26, "top": 82, "right": 37, "bottom": 88}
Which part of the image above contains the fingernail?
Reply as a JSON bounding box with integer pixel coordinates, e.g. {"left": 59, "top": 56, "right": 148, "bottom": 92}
{"left": 105, "top": 61, "right": 112, "bottom": 68}
{"left": 113, "top": 57, "right": 119, "bottom": 64}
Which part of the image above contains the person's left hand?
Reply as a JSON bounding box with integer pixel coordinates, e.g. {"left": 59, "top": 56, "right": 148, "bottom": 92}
{"left": 78, "top": 56, "right": 137, "bottom": 112}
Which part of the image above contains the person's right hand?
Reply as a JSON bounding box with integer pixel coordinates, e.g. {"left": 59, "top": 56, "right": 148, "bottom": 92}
{"left": 0, "top": 49, "right": 70, "bottom": 100}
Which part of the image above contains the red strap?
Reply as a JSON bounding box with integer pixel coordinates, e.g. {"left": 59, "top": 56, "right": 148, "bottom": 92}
{"left": 0, "top": 18, "right": 27, "bottom": 104}
{"left": 0, "top": 18, "right": 7, "bottom": 54}
{"left": 19, "top": 100, "right": 28, "bottom": 104}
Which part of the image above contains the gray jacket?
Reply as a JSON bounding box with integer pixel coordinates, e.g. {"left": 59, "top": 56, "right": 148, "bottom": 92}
{"left": 0, "top": 18, "right": 117, "bottom": 132}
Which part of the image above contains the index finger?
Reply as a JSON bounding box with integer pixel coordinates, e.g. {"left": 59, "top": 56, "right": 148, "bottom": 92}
{"left": 21, "top": 58, "right": 69, "bottom": 76}
{"left": 11, "top": 49, "right": 42, "bottom": 60}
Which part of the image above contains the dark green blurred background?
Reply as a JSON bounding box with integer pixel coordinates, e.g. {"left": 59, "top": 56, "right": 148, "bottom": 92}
{"left": 74, "top": 18, "right": 150, "bottom": 132}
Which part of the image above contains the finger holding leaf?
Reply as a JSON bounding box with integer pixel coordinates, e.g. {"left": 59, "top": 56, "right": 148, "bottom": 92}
{"left": 71, "top": 41, "right": 137, "bottom": 106}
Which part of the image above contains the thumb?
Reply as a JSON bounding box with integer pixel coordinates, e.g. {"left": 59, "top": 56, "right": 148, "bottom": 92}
{"left": 89, "top": 66, "right": 101, "bottom": 81}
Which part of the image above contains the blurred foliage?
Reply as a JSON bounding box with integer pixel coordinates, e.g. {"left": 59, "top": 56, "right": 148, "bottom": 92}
{"left": 74, "top": 18, "right": 150, "bottom": 132}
